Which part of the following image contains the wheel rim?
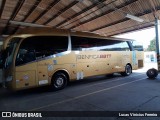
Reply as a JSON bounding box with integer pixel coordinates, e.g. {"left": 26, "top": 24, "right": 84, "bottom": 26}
{"left": 126, "top": 65, "right": 131, "bottom": 75}
{"left": 54, "top": 77, "right": 64, "bottom": 88}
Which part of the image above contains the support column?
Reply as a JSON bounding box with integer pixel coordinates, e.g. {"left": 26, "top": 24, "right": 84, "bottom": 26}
{"left": 155, "top": 18, "right": 160, "bottom": 72}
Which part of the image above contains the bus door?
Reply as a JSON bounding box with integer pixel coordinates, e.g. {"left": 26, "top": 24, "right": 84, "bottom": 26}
{"left": 15, "top": 38, "right": 38, "bottom": 89}
{"left": 15, "top": 49, "right": 37, "bottom": 89}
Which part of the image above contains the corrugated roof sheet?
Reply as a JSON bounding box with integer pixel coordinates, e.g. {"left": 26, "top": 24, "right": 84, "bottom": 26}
{"left": 0, "top": 0, "right": 159, "bottom": 36}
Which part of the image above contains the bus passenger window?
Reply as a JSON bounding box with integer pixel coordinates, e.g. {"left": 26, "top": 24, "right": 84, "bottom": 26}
{"left": 120, "top": 42, "right": 130, "bottom": 51}
{"left": 16, "top": 36, "right": 68, "bottom": 66}
{"left": 71, "top": 36, "right": 97, "bottom": 51}
{"left": 132, "top": 41, "right": 143, "bottom": 51}
{"left": 96, "top": 40, "right": 130, "bottom": 51}
{"left": 71, "top": 36, "right": 132, "bottom": 52}
{"left": 34, "top": 36, "right": 68, "bottom": 59}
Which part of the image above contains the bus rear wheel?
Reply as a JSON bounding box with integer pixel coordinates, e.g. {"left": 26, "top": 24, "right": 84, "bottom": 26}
{"left": 51, "top": 72, "right": 67, "bottom": 90}
{"left": 121, "top": 64, "right": 132, "bottom": 76}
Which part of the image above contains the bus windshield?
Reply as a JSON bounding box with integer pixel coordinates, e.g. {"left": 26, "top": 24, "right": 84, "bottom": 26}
{"left": 4, "top": 37, "right": 21, "bottom": 68}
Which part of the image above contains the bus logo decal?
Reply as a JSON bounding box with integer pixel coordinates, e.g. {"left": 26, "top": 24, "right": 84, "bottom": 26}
{"left": 77, "top": 54, "right": 111, "bottom": 59}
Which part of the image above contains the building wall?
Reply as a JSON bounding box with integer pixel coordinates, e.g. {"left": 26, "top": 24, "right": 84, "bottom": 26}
{"left": 144, "top": 51, "right": 157, "bottom": 63}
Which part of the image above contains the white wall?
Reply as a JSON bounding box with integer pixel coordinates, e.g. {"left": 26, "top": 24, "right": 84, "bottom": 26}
{"left": 144, "top": 51, "right": 157, "bottom": 63}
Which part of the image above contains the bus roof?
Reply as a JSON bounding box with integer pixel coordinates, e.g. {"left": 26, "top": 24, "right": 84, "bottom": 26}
{"left": 16, "top": 27, "right": 133, "bottom": 41}
{"left": 70, "top": 30, "right": 133, "bottom": 41}
{"left": 2, "top": 28, "right": 133, "bottom": 50}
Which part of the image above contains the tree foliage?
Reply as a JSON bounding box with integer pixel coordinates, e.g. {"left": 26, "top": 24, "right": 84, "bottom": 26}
{"left": 147, "top": 38, "right": 156, "bottom": 51}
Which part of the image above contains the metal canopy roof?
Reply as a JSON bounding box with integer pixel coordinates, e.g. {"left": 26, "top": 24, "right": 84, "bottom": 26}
{"left": 0, "top": 0, "right": 159, "bottom": 36}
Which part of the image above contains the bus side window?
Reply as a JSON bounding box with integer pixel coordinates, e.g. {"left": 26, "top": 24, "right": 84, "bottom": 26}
{"left": 71, "top": 36, "right": 97, "bottom": 51}
{"left": 120, "top": 42, "right": 130, "bottom": 51}
{"left": 97, "top": 40, "right": 130, "bottom": 51}
{"left": 132, "top": 41, "right": 143, "bottom": 51}
{"left": 34, "top": 36, "right": 68, "bottom": 59}
{"left": 16, "top": 36, "right": 68, "bottom": 65}
{"left": 71, "top": 36, "right": 88, "bottom": 51}
{"left": 16, "top": 39, "right": 36, "bottom": 66}
{"left": 71, "top": 36, "right": 131, "bottom": 51}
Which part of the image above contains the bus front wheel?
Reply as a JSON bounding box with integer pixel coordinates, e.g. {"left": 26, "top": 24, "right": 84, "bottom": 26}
{"left": 121, "top": 64, "right": 132, "bottom": 76}
{"left": 51, "top": 72, "right": 67, "bottom": 90}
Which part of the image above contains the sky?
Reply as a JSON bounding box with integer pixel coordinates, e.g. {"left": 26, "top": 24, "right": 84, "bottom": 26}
{"left": 114, "top": 27, "right": 156, "bottom": 49}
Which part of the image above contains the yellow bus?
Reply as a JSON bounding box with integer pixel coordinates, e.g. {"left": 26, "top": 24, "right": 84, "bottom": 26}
{"left": 0, "top": 28, "right": 144, "bottom": 90}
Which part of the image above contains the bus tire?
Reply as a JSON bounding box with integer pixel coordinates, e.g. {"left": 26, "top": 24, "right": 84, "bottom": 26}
{"left": 51, "top": 72, "right": 67, "bottom": 90}
{"left": 146, "top": 68, "right": 158, "bottom": 79}
{"left": 121, "top": 64, "right": 132, "bottom": 76}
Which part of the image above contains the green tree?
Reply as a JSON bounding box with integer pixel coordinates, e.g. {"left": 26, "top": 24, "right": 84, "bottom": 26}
{"left": 147, "top": 38, "right": 156, "bottom": 51}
